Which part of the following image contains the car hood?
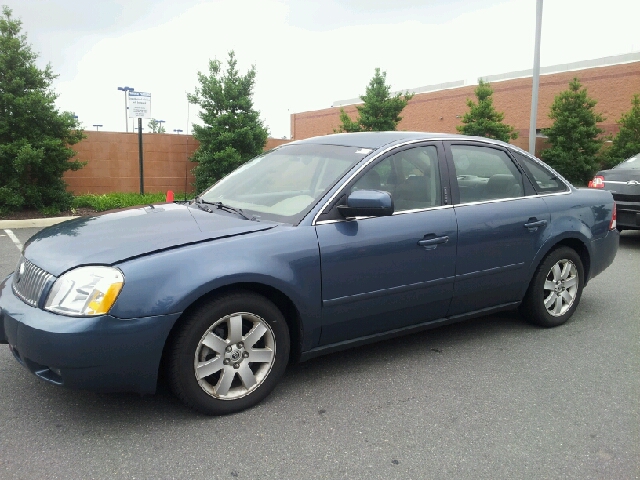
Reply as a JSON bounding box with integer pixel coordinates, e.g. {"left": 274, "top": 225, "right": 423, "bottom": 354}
{"left": 23, "top": 203, "right": 276, "bottom": 276}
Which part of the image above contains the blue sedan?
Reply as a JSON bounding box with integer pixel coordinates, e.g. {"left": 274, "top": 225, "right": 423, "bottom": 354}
{"left": 0, "top": 132, "right": 619, "bottom": 415}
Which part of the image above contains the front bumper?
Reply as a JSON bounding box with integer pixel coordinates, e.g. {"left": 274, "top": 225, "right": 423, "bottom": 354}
{"left": 0, "top": 274, "right": 180, "bottom": 395}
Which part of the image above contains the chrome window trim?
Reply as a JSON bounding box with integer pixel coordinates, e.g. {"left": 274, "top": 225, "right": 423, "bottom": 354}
{"left": 314, "top": 190, "right": 571, "bottom": 226}
{"left": 452, "top": 189, "right": 571, "bottom": 208}
{"left": 315, "top": 204, "right": 454, "bottom": 225}
{"left": 311, "top": 136, "right": 572, "bottom": 226}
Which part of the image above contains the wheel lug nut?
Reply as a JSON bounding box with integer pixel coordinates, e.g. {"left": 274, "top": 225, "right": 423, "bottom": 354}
{"left": 233, "top": 363, "right": 240, "bottom": 369}
{"left": 225, "top": 346, "right": 232, "bottom": 353}
{"left": 243, "top": 352, "right": 249, "bottom": 358}
{"left": 223, "top": 359, "right": 230, "bottom": 365}
{"left": 237, "top": 342, "right": 244, "bottom": 348}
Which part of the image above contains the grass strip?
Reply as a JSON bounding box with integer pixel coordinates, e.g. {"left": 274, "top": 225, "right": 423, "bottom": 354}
{"left": 72, "top": 192, "right": 188, "bottom": 212}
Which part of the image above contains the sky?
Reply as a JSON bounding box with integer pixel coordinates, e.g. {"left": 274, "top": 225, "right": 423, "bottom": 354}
{"left": 7, "top": 0, "right": 639, "bottom": 138}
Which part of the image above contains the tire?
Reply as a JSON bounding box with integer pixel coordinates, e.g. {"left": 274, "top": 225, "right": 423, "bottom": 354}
{"left": 520, "top": 246, "right": 584, "bottom": 328}
{"left": 168, "top": 291, "right": 290, "bottom": 415}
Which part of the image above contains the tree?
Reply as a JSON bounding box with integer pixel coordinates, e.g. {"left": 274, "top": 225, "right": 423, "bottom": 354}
{"left": 147, "top": 118, "right": 166, "bottom": 133}
{"left": 336, "top": 68, "right": 413, "bottom": 133}
{"left": 602, "top": 94, "right": 640, "bottom": 169}
{"left": 187, "top": 50, "right": 268, "bottom": 193}
{"left": 0, "top": 6, "right": 84, "bottom": 214}
{"left": 540, "top": 78, "right": 605, "bottom": 184}
{"left": 456, "top": 79, "right": 518, "bottom": 142}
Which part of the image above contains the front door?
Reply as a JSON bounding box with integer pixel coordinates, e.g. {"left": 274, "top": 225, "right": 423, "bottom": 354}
{"left": 315, "top": 143, "right": 457, "bottom": 345}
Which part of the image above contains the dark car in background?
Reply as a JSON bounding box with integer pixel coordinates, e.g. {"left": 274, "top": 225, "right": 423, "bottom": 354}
{"left": 0, "top": 132, "right": 619, "bottom": 415}
{"left": 590, "top": 153, "right": 640, "bottom": 231}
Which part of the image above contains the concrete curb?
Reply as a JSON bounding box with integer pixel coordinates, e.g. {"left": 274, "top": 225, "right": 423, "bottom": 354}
{"left": 0, "top": 216, "right": 78, "bottom": 229}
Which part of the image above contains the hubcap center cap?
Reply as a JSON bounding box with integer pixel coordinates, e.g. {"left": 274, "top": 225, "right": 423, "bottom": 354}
{"left": 226, "top": 346, "right": 245, "bottom": 364}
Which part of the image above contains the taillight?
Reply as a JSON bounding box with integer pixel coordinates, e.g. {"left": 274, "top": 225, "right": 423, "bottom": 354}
{"left": 588, "top": 175, "right": 605, "bottom": 188}
{"left": 609, "top": 202, "right": 617, "bottom": 230}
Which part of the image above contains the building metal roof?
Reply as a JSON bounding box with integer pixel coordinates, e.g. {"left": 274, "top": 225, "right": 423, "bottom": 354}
{"left": 332, "top": 52, "right": 640, "bottom": 108}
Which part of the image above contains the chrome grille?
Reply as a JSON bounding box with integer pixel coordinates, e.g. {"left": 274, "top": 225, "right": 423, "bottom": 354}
{"left": 12, "top": 256, "right": 55, "bottom": 308}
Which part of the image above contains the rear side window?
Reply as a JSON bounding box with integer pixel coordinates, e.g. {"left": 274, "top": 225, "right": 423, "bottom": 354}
{"left": 450, "top": 145, "right": 524, "bottom": 203}
{"left": 512, "top": 151, "right": 568, "bottom": 193}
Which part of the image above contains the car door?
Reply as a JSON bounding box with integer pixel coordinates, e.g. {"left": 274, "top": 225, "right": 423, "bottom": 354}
{"left": 315, "top": 142, "right": 457, "bottom": 346}
{"left": 445, "top": 142, "right": 550, "bottom": 315}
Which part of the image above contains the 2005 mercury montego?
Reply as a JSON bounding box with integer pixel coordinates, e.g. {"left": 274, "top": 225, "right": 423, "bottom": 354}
{"left": 0, "top": 132, "right": 619, "bottom": 415}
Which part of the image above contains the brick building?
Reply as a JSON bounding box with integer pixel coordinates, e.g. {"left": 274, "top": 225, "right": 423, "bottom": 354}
{"left": 290, "top": 53, "right": 640, "bottom": 153}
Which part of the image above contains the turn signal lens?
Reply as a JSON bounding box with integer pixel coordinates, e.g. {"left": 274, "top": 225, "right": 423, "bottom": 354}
{"left": 588, "top": 175, "right": 605, "bottom": 188}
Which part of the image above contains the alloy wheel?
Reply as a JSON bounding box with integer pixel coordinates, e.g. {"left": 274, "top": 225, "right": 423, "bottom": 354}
{"left": 543, "top": 259, "right": 579, "bottom": 317}
{"left": 194, "top": 312, "right": 276, "bottom": 400}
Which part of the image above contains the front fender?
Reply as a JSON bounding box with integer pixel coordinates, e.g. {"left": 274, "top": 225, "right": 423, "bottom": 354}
{"left": 110, "top": 225, "right": 322, "bottom": 349}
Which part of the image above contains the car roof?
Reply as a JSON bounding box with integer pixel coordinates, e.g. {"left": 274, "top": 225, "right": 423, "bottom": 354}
{"left": 290, "top": 131, "right": 510, "bottom": 150}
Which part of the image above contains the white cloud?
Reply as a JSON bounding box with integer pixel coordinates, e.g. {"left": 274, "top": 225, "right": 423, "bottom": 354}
{"left": 51, "top": 0, "right": 639, "bottom": 138}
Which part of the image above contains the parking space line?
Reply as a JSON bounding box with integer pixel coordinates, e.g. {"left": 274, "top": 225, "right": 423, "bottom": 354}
{"left": 3, "top": 229, "right": 23, "bottom": 252}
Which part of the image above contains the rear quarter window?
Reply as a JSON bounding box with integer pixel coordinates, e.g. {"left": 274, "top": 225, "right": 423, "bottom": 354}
{"left": 512, "top": 151, "right": 568, "bottom": 193}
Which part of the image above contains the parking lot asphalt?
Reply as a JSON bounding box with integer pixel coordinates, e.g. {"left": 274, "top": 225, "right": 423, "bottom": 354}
{"left": 0, "top": 227, "right": 639, "bottom": 479}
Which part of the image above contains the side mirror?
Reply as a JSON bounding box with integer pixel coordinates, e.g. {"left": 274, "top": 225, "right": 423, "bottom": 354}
{"left": 337, "top": 190, "right": 394, "bottom": 218}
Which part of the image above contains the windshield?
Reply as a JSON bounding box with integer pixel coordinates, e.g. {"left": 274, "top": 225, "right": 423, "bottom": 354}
{"left": 199, "top": 144, "right": 371, "bottom": 223}
{"left": 614, "top": 154, "right": 640, "bottom": 170}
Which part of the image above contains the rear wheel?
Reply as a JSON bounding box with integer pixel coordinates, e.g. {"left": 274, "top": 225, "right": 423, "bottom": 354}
{"left": 520, "top": 247, "right": 584, "bottom": 327}
{"left": 168, "top": 291, "right": 290, "bottom": 415}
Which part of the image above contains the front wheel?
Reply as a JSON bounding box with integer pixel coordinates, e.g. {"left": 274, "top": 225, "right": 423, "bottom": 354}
{"left": 168, "top": 291, "right": 290, "bottom": 415}
{"left": 520, "top": 247, "right": 584, "bottom": 328}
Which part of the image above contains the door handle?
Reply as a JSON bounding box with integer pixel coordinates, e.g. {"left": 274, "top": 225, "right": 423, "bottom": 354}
{"left": 523, "top": 219, "right": 548, "bottom": 230}
{"left": 418, "top": 235, "right": 449, "bottom": 250}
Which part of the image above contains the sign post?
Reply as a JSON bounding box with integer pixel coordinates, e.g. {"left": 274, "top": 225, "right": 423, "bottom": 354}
{"left": 128, "top": 92, "right": 151, "bottom": 195}
{"left": 138, "top": 118, "right": 144, "bottom": 195}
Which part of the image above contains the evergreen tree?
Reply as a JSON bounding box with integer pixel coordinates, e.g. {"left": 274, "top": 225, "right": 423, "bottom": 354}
{"left": 188, "top": 51, "right": 268, "bottom": 193}
{"left": 0, "top": 6, "right": 84, "bottom": 214}
{"left": 540, "top": 78, "right": 604, "bottom": 184}
{"left": 456, "top": 79, "right": 517, "bottom": 142}
{"left": 602, "top": 94, "right": 640, "bottom": 169}
{"left": 336, "top": 68, "right": 413, "bottom": 132}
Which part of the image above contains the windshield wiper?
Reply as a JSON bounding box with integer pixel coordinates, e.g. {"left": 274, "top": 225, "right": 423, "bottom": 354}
{"left": 195, "top": 197, "right": 252, "bottom": 221}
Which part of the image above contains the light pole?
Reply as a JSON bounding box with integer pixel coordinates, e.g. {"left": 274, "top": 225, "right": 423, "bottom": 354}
{"left": 157, "top": 119, "right": 165, "bottom": 132}
{"left": 528, "top": 0, "right": 543, "bottom": 155}
{"left": 117, "top": 86, "right": 135, "bottom": 132}
{"left": 173, "top": 129, "right": 183, "bottom": 134}
{"left": 93, "top": 124, "right": 103, "bottom": 131}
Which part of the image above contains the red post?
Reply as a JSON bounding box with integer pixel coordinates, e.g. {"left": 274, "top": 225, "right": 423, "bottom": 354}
{"left": 166, "top": 190, "right": 174, "bottom": 202}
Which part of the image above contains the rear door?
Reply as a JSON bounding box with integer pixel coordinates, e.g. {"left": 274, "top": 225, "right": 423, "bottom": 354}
{"left": 315, "top": 142, "right": 457, "bottom": 345}
{"left": 445, "top": 142, "right": 549, "bottom": 315}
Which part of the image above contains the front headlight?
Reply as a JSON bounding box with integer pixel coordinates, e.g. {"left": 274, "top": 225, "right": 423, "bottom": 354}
{"left": 44, "top": 266, "right": 124, "bottom": 316}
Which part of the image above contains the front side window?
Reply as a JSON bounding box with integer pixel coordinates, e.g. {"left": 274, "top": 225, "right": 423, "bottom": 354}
{"left": 512, "top": 151, "right": 568, "bottom": 193}
{"left": 200, "top": 144, "right": 369, "bottom": 223}
{"left": 351, "top": 145, "right": 442, "bottom": 212}
{"left": 451, "top": 145, "right": 524, "bottom": 203}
